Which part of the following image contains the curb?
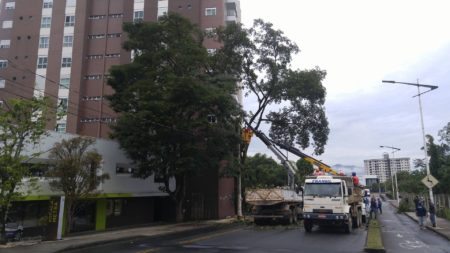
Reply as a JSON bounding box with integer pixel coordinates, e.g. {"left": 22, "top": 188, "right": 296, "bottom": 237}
{"left": 56, "top": 222, "right": 239, "bottom": 252}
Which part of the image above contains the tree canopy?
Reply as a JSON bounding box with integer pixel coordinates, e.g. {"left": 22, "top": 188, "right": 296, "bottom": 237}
{"left": 0, "top": 97, "right": 50, "bottom": 242}
{"left": 47, "top": 137, "right": 108, "bottom": 234}
{"left": 215, "top": 19, "right": 329, "bottom": 157}
{"left": 427, "top": 123, "right": 450, "bottom": 194}
{"left": 107, "top": 14, "right": 241, "bottom": 221}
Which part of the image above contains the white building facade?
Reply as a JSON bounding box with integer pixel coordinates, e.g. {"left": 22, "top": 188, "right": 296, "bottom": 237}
{"left": 364, "top": 153, "right": 410, "bottom": 183}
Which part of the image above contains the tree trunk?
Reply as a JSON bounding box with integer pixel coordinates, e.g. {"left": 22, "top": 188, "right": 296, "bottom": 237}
{"left": 175, "top": 200, "right": 184, "bottom": 222}
{"left": 236, "top": 143, "right": 243, "bottom": 218}
{"left": 65, "top": 200, "right": 73, "bottom": 235}
{"left": 173, "top": 174, "right": 187, "bottom": 222}
{"left": 0, "top": 206, "right": 7, "bottom": 244}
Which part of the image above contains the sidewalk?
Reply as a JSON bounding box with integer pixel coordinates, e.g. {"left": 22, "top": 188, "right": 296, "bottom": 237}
{"left": 388, "top": 199, "right": 450, "bottom": 241}
{"left": 0, "top": 218, "right": 237, "bottom": 253}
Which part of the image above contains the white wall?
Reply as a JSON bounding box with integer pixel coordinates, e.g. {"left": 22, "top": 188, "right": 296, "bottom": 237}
{"left": 20, "top": 131, "right": 172, "bottom": 197}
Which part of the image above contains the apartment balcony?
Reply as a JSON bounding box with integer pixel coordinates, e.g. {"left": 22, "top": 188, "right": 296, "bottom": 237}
{"left": 225, "top": 0, "right": 240, "bottom": 22}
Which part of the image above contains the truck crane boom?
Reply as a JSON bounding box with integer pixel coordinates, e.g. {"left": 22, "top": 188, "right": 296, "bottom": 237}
{"left": 244, "top": 120, "right": 340, "bottom": 177}
{"left": 244, "top": 121, "right": 297, "bottom": 190}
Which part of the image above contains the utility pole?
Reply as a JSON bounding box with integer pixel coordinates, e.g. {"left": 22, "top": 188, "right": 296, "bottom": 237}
{"left": 380, "top": 146, "right": 400, "bottom": 206}
{"left": 382, "top": 80, "right": 438, "bottom": 203}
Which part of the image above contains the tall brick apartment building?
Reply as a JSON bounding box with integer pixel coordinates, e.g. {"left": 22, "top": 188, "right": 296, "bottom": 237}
{"left": 0, "top": 0, "right": 241, "bottom": 221}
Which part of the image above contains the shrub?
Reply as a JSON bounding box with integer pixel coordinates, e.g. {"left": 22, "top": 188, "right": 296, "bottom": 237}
{"left": 437, "top": 208, "right": 450, "bottom": 221}
{"left": 397, "top": 199, "right": 412, "bottom": 213}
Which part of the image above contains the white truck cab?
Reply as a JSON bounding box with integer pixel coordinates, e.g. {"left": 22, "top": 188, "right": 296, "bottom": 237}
{"left": 302, "top": 176, "right": 363, "bottom": 233}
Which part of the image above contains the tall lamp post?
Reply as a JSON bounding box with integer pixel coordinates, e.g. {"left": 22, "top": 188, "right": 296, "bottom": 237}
{"left": 382, "top": 80, "right": 438, "bottom": 203}
{"left": 380, "top": 146, "right": 400, "bottom": 205}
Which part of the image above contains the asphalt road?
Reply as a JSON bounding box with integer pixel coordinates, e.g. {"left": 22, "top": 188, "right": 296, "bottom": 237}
{"left": 65, "top": 221, "right": 367, "bottom": 253}
{"left": 379, "top": 199, "right": 450, "bottom": 253}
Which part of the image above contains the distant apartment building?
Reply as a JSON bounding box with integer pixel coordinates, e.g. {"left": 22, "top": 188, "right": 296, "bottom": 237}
{"left": 364, "top": 153, "right": 410, "bottom": 182}
{"left": 0, "top": 0, "right": 241, "bottom": 228}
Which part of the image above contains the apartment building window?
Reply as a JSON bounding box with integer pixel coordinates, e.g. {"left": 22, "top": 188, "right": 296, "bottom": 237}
{"left": 134, "top": 11, "right": 144, "bottom": 22}
{"left": 43, "top": 0, "right": 53, "bottom": 8}
{"left": 63, "top": 35, "right": 73, "bottom": 47}
{"left": 2, "top": 20, "right": 13, "bottom": 29}
{"left": 105, "top": 53, "right": 120, "bottom": 58}
{"left": 116, "top": 164, "right": 136, "bottom": 174}
{"left": 66, "top": 0, "right": 76, "bottom": 7}
{"left": 88, "top": 15, "right": 106, "bottom": 20}
{"left": 41, "top": 17, "right": 51, "bottom": 28}
{"left": 0, "top": 40, "right": 10, "bottom": 49}
{"left": 64, "top": 16, "right": 75, "bottom": 27}
{"left": 82, "top": 96, "right": 102, "bottom": 101}
{"left": 88, "top": 34, "right": 105, "bottom": 39}
{"left": 59, "top": 78, "right": 70, "bottom": 89}
{"left": 57, "top": 98, "right": 68, "bottom": 114}
{"left": 80, "top": 118, "right": 100, "bottom": 123}
{"left": 5, "top": 2, "right": 15, "bottom": 10}
{"left": 107, "top": 33, "right": 121, "bottom": 38}
{"left": 61, "top": 57, "right": 72, "bottom": 68}
{"left": 226, "top": 8, "right": 236, "bottom": 17}
{"left": 37, "top": 57, "right": 47, "bottom": 69}
{"left": 0, "top": 60, "right": 7, "bottom": 69}
{"left": 55, "top": 123, "right": 66, "bottom": 133}
{"left": 86, "top": 54, "right": 103, "bottom": 60}
{"left": 109, "top": 14, "right": 123, "bottom": 18}
{"left": 205, "top": 8, "right": 217, "bottom": 16}
{"left": 39, "top": 37, "right": 49, "bottom": 48}
{"left": 0, "top": 79, "right": 5, "bottom": 88}
{"left": 84, "top": 75, "right": 102, "bottom": 80}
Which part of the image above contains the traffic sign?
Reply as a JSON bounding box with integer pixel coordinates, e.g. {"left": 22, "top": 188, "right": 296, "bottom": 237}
{"left": 421, "top": 175, "right": 439, "bottom": 188}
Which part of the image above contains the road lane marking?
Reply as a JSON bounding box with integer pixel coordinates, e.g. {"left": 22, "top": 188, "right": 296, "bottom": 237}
{"left": 178, "top": 228, "right": 242, "bottom": 245}
{"left": 399, "top": 240, "right": 428, "bottom": 250}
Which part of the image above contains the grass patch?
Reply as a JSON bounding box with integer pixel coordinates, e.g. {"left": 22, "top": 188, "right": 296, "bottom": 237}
{"left": 365, "top": 220, "right": 384, "bottom": 252}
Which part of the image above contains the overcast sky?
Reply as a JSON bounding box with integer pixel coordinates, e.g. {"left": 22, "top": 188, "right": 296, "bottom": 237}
{"left": 240, "top": 0, "right": 450, "bottom": 172}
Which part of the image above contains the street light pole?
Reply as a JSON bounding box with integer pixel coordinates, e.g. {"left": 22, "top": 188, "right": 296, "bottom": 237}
{"left": 380, "top": 145, "right": 400, "bottom": 206}
{"left": 382, "top": 80, "right": 438, "bottom": 203}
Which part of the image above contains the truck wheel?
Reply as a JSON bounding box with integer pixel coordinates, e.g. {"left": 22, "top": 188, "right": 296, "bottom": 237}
{"left": 304, "top": 220, "right": 313, "bottom": 232}
{"left": 344, "top": 216, "right": 352, "bottom": 233}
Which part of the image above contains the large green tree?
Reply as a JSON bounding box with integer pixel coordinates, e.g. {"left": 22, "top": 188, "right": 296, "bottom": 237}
{"left": 215, "top": 20, "right": 329, "bottom": 215}
{"left": 242, "top": 154, "right": 310, "bottom": 194}
{"left": 428, "top": 123, "right": 450, "bottom": 194}
{"left": 0, "top": 98, "right": 50, "bottom": 243}
{"left": 396, "top": 170, "right": 428, "bottom": 195}
{"left": 407, "top": 123, "right": 450, "bottom": 195}
{"left": 47, "top": 137, "right": 108, "bottom": 235}
{"left": 107, "top": 14, "right": 241, "bottom": 221}
{"left": 295, "top": 159, "right": 314, "bottom": 185}
{"left": 242, "top": 154, "right": 286, "bottom": 189}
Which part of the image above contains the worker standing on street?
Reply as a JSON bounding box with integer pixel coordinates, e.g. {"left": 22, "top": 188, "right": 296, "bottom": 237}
{"left": 370, "top": 196, "right": 378, "bottom": 219}
{"left": 377, "top": 197, "right": 382, "bottom": 214}
{"left": 416, "top": 199, "right": 427, "bottom": 229}
{"left": 429, "top": 200, "right": 436, "bottom": 227}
